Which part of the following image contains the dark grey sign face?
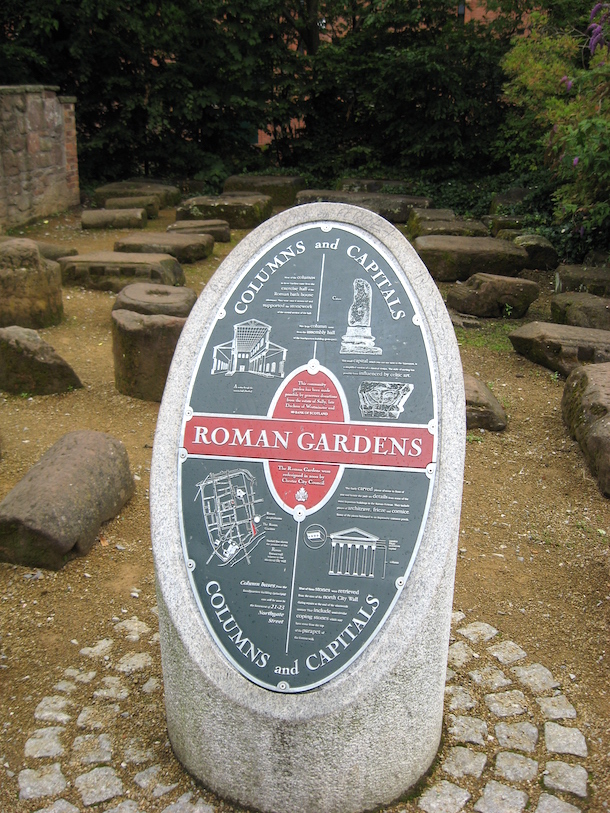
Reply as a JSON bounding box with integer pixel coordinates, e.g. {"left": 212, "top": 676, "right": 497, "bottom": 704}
{"left": 179, "top": 221, "right": 437, "bottom": 692}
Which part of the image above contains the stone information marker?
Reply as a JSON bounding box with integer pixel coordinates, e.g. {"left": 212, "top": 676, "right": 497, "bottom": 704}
{"left": 151, "top": 203, "right": 465, "bottom": 813}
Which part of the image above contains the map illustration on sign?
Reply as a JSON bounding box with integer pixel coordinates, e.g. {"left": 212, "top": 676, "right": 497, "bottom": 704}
{"left": 178, "top": 221, "right": 438, "bottom": 692}
{"left": 194, "top": 469, "right": 264, "bottom": 567}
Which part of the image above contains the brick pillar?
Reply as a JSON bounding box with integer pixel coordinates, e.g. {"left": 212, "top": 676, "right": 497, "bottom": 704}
{"left": 59, "top": 96, "right": 80, "bottom": 206}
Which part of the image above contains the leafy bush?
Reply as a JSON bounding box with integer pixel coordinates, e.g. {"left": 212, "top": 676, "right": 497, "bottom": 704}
{"left": 500, "top": 10, "right": 610, "bottom": 259}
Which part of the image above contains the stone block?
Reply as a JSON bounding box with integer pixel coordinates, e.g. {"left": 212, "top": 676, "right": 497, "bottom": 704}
{"left": 551, "top": 291, "right": 610, "bottom": 330}
{"left": 338, "top": 178, "right": 395, "bottom": 192}
{"left": 296, "top": 189, "right": 430, "bottom": 222}
{"left": 114, "top": 232, "right": 213, "bottom": 264}
{"left": 112, "top": 309, "right": 186, "bottom": 401}
{"left": 81, "top": 209, "right": 147, "bottom": 230}
{"left": 513, "top": 234, "right": 558, "bottom": 270}
{"left": 555, "top": 263, "right": 610, "bottom": 296}
{"left": 59, "top": 252, "right": 185, "bottom": 293}
{"left": 113, "top": 283, "right": 197, "bottom": 317}
{"left": 484, "top": 215, "right": 527, "bottom": 235}
{"left": 0, "top": 326, "right": 82, "bottom": 395}
{"left": 0, "top": 431, "right": 134, "bottom": 570}
{"left": 176, "top": 194, "right": 272, "bottom": 229}
{"left": 489, "top": 187, "right": 529, "bottom": 213}
{"left": 105, "top": 195, "right": 160, "bottom": 219}
{"left": 509, "top": 321, "right": 610, "bottom": 377}
{"left": 562, "top": 362, "right": 610, "bottom": 495}
{"left": 0, "top": 238, "right": 63, "bottom": 328}
{"left": 414, "top": 236, "right": 529, "bottom": 282}
{"left": 447, "top": 273, "right": 539, "bottom": 318}
{"left": 464, "top": 374, "right": 507, "bottom": 431}
{"left": 404, "top": 219, "right": 488, "bottom": 239}
{"left": 94, "top": 181, "right": 181, "bottom": 208}
{"left": 167, "top": 219, "right": 231, "bottom": 242}
{"left": 223, "top": 175, "right": 305, "bottom": 206}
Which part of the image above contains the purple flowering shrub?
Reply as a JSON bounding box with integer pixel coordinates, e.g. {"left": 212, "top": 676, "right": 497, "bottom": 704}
{"left": 501, "top": 9, "right": 609, "bottom": 246}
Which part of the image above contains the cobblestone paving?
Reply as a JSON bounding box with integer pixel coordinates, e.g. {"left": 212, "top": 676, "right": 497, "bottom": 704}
{"left": 5, "top": 611, "right": 591, "bottom": 812}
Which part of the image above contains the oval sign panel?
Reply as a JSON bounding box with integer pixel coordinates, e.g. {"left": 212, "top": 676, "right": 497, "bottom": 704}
{"left": 179, "top": 220, "right": 438, "bottom": 692}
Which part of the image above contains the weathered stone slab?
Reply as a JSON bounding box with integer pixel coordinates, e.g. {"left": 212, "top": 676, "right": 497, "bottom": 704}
{"left": 0, "top": 326, "right": 82, "bottom": 395}
{"left": 94, "top": 181, "right": 181, "bottom": 208}
{"left": 407, "top": 208, "right": 457, "bottom": 236}
{"left": 543, "top": 761, "right": 588, "bottom": 797}
{"left": 176, "top": 194, "right": 272, "bottom": 229}
{"left": 509, "top": 321, "right": 610, "bottom": 377}
{"left": 562, "top": 362, "right": 610, "bottom": 495}
{"left": 555, "top": 264, "right": 610, "bottom": 296}
{"left": 514, "top": 234, "right": 558, "bottom": 270}
{"left": 81, "top": 209, "right": 147, "bottom": 230}
{"left": 485, "top": 215, "right": 527, "bottom": 235}
{"left": 59, "top": 251, "right": 185, "bottom": 292}
{"left": 407, "top": 210, "right": 486, "bottom": 238}
{"left": 0, "top": 238, "right": 63, "bottom": 328}
{"left": 414, "top": 236, "right": 529, "bottom": 282}
{"left": 114, "top": 232, "right": 213, "bottom": 264}
{"left": 464, "top": 373, "right": 507, "bottom": 431}
{"left": 0, "top": 236, "right": 78, "bottom": 261}
{"left": 406, "top": 219, "right": 488, "bottom": 238}
{"left": 112, "top": 309, "right": 186, "bottom": 402}
{"left": 167, "top": 219, "right": 230, "bottom": 242}
{"left": 447, "top": 273, "right": 539, "bottom": 318}
{"left": 223, "top": 175, "right": 305, "bottom": 206}
{"left": 0, "top": 430, "right": 134, "bottom": 570}
{"left": 338, "top": 178, "right": 394, "bottom": 192}
{"left": 296, "top": 189, "right": 430, "bottom": 222}
{"left": 551, "top": 291, "right": 610, "bottom": 330}
{"left": 113, "top": 283, "right": 197, "bottom": 318}
{"left": 105, "top": 195, "right": 160, "bottom": 219}
{"left": 18, "top": 763, "right": 67, "bottom": 801}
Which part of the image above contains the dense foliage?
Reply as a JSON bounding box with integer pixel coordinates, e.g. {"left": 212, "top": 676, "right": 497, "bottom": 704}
{"left": 500, "top": 7, "right": 609, "bottom": 258}
{"left": 1, "top": 0, "right": 608, "bottom": 256}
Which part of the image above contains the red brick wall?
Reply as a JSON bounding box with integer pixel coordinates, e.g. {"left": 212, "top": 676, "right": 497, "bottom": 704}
{"left": 0, "top": 85, "right": 80, "bottom": 231}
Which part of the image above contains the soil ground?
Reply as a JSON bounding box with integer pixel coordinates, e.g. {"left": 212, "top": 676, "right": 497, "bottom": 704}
{"left": 0, "top": 208, "right": 608, "bottom": 812}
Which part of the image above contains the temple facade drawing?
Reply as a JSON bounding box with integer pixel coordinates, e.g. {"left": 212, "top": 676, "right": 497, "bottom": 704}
{"left": 211, "top": 319, "right": 287, "bottom": 378}
{"left": 328, "top": 527, "right": 381, "bottom": 578}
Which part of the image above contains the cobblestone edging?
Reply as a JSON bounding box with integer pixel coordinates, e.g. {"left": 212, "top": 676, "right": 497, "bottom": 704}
{"left": 6, "top": 610, "right": 590, "bottom": 813}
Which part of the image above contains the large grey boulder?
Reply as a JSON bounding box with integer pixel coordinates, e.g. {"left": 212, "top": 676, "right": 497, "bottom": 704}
{"left": 59, "top": 252, "right": 185, "bottom": 293}
{"left": 555, "top": 264, "right": 610, "bottom": 296}
{"left": 223, "top": 175, "right": 304, "bottom": 206}
{"left": 551, "top": 292, "right": 610, "bottom": 330}
{"left": 296, "top": 189, "right": 430, "bottom": 223}
{"left": 0, "top": 431, "right": 135, "bottom": 570}
{"left": 114, "top": 232, "right": 213, "bottom": 264}
{"left": 413, "top": 236, "right": 529, "bottom": 282}
{"left": 104, "top": 195, "right": 160, "bottom": 219}
{"left": 464, "top": 374, "right": 507, "bottom": 431}
{"left": 81, "top": 209, "right": 147, "bottom": 230}
{"left": 562, "top": 363, "right": 610, "bottom": 496}
{"left": 176, "top": 194, "right": 272, "bottom": 229}
{"left": 509, "top": 321, "right": 610, "bottom": 376}
{"left": 0, "top": 239, "right": 63, "bottom": 329}
{"left": 513, "top": 234, "right": 558, "bottom": 270}
{"left": 447, "top": 273, "right": 539, "bottom": 318}
{"left": 0, "top": 327, "right": 82, "bottom": 395}
{"left": 112, "top": 309, "right": 186, "bottom": 401}
{"left": 167, "top": 219, "right": 230, "bottom": 242}
{"left": 113, "top": 283, "right": 197, "bottom": 318}
{"left": 94, "top": 181, "right": 181, "bottom": 208}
